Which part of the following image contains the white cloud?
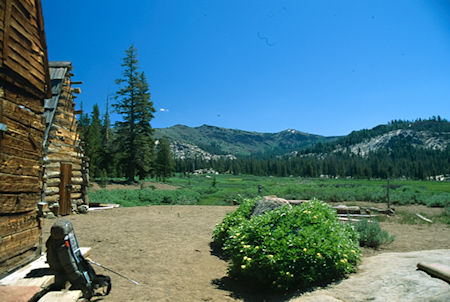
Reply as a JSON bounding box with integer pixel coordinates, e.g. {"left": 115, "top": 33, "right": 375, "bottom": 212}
{"left": 160, "top": 108, "right": 169, "bottom": 112}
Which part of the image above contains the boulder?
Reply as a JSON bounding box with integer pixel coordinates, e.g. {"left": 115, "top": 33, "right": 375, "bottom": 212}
{"left": 251, "top": 195, "right": 292, "bottom": 217}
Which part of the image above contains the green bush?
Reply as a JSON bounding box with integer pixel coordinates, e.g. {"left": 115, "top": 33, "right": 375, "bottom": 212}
{"left": 354, "top": 219, "right": 394, "bottom": 249}
{"left": 213, "top": 198, "right": 361, "bottom": 291}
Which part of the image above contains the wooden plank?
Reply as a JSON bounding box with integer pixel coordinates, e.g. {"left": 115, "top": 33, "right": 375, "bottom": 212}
{"left": 1, "top": 0, "right": 12, "bottom": 65}
{"left": 34, "top": 0, "right": 51, "bottom": 99}
{"left": 0, "top": 153, "right": 41, "bottom": 177}
{"left": 0, "top": 211, "right": 38, "bottom": 237}
{"left": 0, "top": 226, "right": 40, "bottom": 263}
{"left": 4, "top": 42, "right": 44, "bottom": 91}
{"left": 417, "top": 262, "right": 450, "bottom": 283}
{"left": 6, "top": 25, "right": 45, "bottom": 83}
{"left": 0, "top": 193, "right": 40, "bottom": 214}
{"left": 38, "top": 290, "right": 83, "bottom": 302}
{"left": 0, "top": 285, "right": 41, "bottom": 302}
{"left": 10, "top": 1, "right": 41, "bottom": 42}
{"left": 0, "top": 172, "right": 41, "bottom": 193}
{"left": 59, "top": 163, "right": 72, "bottom": 215}
{"left": 7, "top": 25, "right": 45, "bottom": 80}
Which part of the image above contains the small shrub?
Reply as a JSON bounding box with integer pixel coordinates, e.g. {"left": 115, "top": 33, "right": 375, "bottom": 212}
{"left": 354, "top": 219, "right": 394, "bottom": 249}
{"left": 213, "top": 198, "right": 361, "bottom": 291}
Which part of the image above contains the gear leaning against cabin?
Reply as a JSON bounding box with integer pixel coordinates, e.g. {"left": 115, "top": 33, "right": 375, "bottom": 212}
{"left": 46, "top": 219, "right": 111, "bottom": 299}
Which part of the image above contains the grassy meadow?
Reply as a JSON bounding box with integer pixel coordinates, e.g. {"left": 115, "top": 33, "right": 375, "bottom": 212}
{"left": 89, "top": 174, "right": 450, "bottom": 208}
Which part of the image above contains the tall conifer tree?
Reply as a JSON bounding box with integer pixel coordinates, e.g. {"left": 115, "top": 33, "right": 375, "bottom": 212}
{"left": 113, "top": 45, "right": 155, "bottom": 182}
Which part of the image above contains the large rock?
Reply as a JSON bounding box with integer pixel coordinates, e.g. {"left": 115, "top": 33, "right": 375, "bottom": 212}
{"left": 251, "top": 195, "right": 291, "bottom": 217}
{"left": 291, "top": 249, "right": 450, "bottom": 302}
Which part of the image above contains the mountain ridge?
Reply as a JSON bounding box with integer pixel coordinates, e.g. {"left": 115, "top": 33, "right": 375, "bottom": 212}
{"left": 154, "top": 124, "right": 339, "bottom": 158}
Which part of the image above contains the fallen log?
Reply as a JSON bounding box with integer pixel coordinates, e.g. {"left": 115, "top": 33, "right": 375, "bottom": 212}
{"left": 416, "top": 213, "right": 433, "bottom": 223}
{"left": 337, "top": 214, "right": 378, "bottom": 218}
{"left": 364, "top": 207, "right": 395, "bottom": 215}
{"left": 338, "top": 217, "right": 361, "bottom": 222}
{"left": 417, "top": 262, "right": 450, "bottom": 283}
{"left": 333, "top": 205, "right": 361, "bottom": 214}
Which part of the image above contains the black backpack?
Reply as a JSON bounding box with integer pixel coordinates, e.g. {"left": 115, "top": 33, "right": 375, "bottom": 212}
{"left": 46, "top": 219, "right": 111, "bottom": 299}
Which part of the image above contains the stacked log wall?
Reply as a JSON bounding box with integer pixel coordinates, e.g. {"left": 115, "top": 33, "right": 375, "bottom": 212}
{"left": 0, "top": 89, "right": 44, "bottom": 276}
{"left": 0, "top": 0, "right": 49, "bottom": 277}
{"left": 42, "top": 64, "right": 87, "bottom": 214}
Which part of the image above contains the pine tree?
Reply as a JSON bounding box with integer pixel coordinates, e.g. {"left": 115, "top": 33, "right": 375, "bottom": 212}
{"left": 155, "top": 137, "right": 174, "bottom": 182}
{"left": 86, "top": 104, "right": 102, "bottom": 178}
{"left": 113, "top": 45, "right": 155, "bottom": 182}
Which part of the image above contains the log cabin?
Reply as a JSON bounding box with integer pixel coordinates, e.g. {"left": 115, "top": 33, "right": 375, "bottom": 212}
{"left": 0, "top": 0, "right": 51, "bottom": 277}
{"left": 42, "top": 61, "right": 89, "bottom": 215}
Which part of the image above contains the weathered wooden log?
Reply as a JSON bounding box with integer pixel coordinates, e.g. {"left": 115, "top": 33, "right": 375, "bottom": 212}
{"left": 0, "top": 227, "right": 41, "bottom": 263}
{"left": 363, "top": 207, "right": 395, "bottom": 215}
{"left": 416, "top": 213, "right": 433, "bottom": 223}
{"left": 70, "top": 193, "right": 82, "bottom": 200}
{"left": 0, "top": 212, "right": 39, "bottom": 237}
{"left": 43, "top": 170, "right": 60, "bottom": 179}
{"left": 44, "top": 186, "right": 59, "bottom": 195}
{"left": 70, "top": 184, "right": 82, "bottom": 192}
{"left": 44, "top": 155, "right": 82, "bottom": 165}
{"left": 45, "top": 178, "right": 60, "bottom": 187}
{"left": 0, "top": 98, "right": 45, "bottom": 131}
{"left": 0, "top": 89, "right": 45, "bottom": 115}
{"left": 43, "top": 194, "right": 59, "bottom": 203}
{"left": 0, "top": 173, "right": 41, "bottom": 193}
{"left": 0, "top": 193, "right": 41, "bottom": 214}
{"left": 333, "top": 205, "right": 361, "bottom": 214}
{"left": 71, "top": 177, "right": 84, "bottom": 185}
{"left": 0, "top": 134, "right": 41, "bottom": 160}
{"left": 417, "top": 262, "right": 450, "bottom": 283}
{"left": 0, "top": 153, "right": 41, "bottom": 177}
{"left": 0, "top": 248, "right": 40, "bottom": 278}
{"left": 337, "top": 214, "right": 378, "bottom": 218}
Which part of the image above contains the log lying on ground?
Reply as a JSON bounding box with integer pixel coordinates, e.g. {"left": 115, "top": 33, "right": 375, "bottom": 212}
{"left": 338, "top": 217, "right": 363, "bottom": 222}
{"left": 363, "top": 207, "right": 395, "bottom": 215}
{"left": 416, "top": 213, "right": 433, "bottom": 223}
{"left": 337, "top": 214, "right": 378, "bottom": 218}
{"left": 333, "top": 205, "right": 361, "bottom": 214}
{"left": 417, "top": 262, "right": 450, "bottom": 283}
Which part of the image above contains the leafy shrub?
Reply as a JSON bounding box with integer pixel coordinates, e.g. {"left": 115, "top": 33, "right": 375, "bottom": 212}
{"left": 213, "top": 198, "right": 361, "bottom": 291}
{"left": 354, "top": 219, "right": 394, "bottom": 249}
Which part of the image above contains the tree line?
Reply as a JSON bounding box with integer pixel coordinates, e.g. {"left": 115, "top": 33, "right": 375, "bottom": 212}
{"left": 174, "top": 145, "right": 449, "bottom": 180}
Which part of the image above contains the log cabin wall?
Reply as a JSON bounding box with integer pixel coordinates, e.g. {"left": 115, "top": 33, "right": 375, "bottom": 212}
{"left": 42, "top": 61, "right": 88, "bottom": 215}
{"left": 0, "top": 0, "right": 50, "bottom": 277}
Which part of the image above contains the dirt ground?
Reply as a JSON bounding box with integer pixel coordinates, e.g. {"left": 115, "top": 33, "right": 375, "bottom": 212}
{"left": 42, "top": 204, "right": 449, "bottom": 302}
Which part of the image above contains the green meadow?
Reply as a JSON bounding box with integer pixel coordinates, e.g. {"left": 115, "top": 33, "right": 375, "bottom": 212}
{"left": 89, "top": 174, "right": 450, "bottom": 208}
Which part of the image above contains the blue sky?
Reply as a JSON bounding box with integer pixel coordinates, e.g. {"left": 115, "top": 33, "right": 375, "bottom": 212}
{"left": 42, "top": 0, "right": 450, "bottom": 136}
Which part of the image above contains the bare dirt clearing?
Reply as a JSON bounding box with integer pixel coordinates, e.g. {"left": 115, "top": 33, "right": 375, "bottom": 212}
{"left": 42, "top": 205, "right": 449, "bottom": 301}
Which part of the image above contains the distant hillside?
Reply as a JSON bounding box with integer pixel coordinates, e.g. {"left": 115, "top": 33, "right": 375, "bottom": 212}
{"left": 300, "top": 117, "right": 450, "bottom": 156}
{"left": 154, "top": 124, "right": 338, "bottom": 159}
{"left": 160, "top": 118, "right": 449, "bottom": 180}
